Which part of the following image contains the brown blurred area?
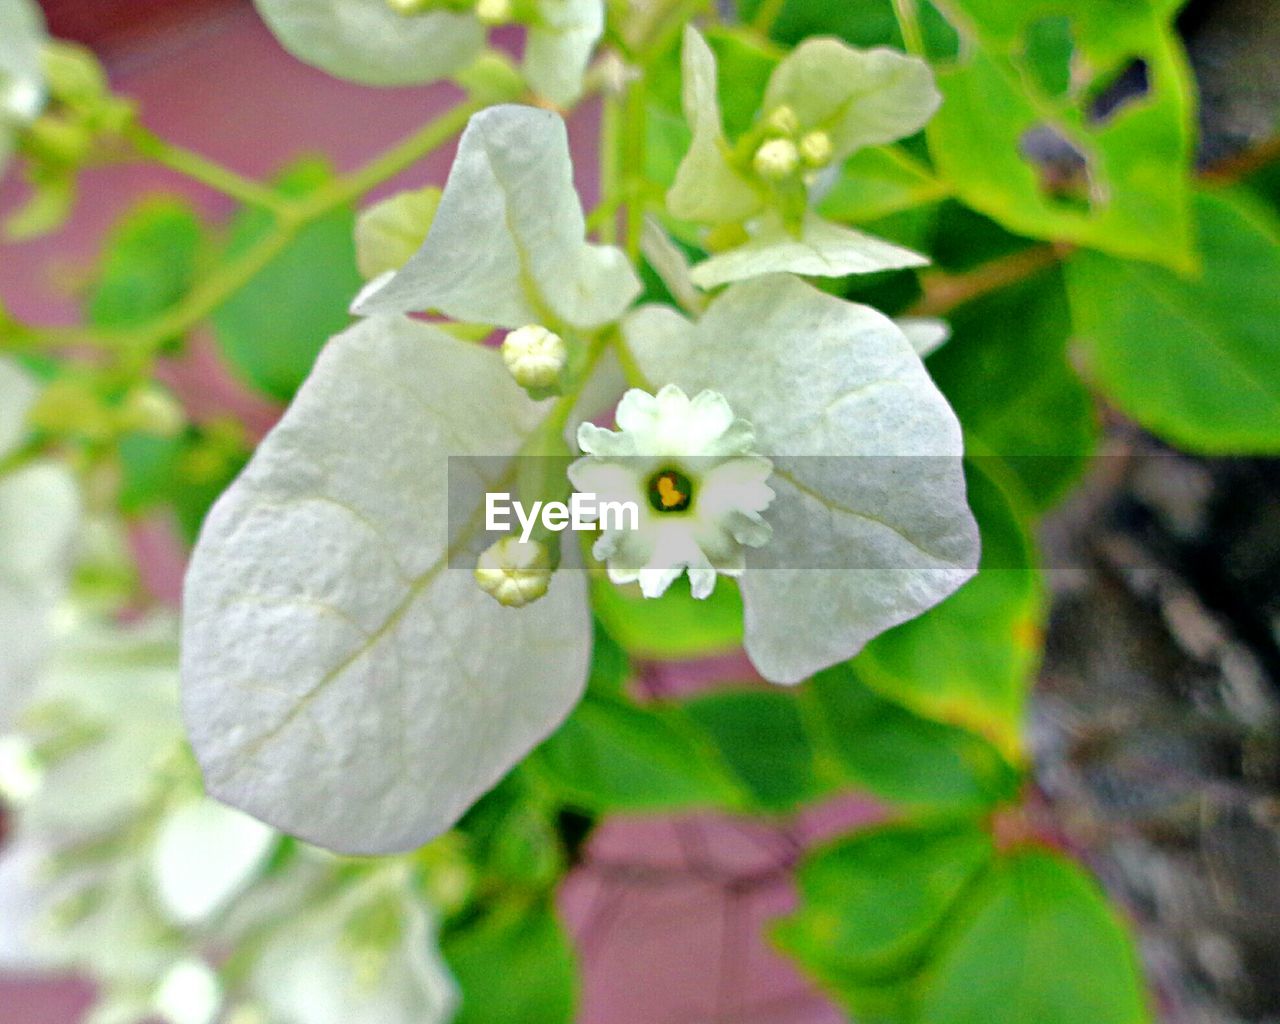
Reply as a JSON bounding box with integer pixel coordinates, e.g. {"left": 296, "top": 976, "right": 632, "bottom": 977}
{"left": 40, "top": 0, "right": 244, "bottom": 53}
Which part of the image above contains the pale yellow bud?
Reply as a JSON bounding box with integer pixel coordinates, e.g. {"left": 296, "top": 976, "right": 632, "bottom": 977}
{"left": 765, "top": 105, "right": 799, "bottom": 137}
{"left": 501, "top": 325, "right": 567, "bottom": 391}
{"left": 475, "top": 0, "right": 514, "bottom": 24}
{"left": 475, "top": 537, "right": 552, "bottom": 607}
{"left": 753, "top": 138, "right": 800, "bottom": 181}
{"left": 386, "top": 0, "right": 431, "bottom": 14}
{"left": 799, "top": 130, "right": 834, "bottom": 168}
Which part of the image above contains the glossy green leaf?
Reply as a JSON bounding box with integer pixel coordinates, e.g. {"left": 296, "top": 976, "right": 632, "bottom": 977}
{"left": 775, "top": 821, "right": 993, "bottom": 986}
{"left": 684, "top": 689, "right": 828, "bottom": 811}
{"left": 851, "top": 461, "right": 1042, "bottom": 756}
{"left": 534, "top": 693, "right": 741, "bottom": 812}
{"left": 213, "top": 160, "right": 363, "bottom": 401}
{"left": 918, "top": 849, "right": 1150, "bottom": 1024}
{"left": 444, "top": 901, "right": 576, "bottom": 1024}
{"left": 87, "top": 199, "right": 203, "bottom": 331}
{"left": 1066, "top": 189, "right": 1280, "bottom": 452}
{"left": 805, "top": 665, "right": 1021, "bottom": 810}
{"left": 818, "top": 147, "right": 948, "bottom": 224}
{"left": 925, "top": 0, "right": 1196, "bottom": 272}
{"left": 929, "top": 267, "right": 1097, "bottom": 507}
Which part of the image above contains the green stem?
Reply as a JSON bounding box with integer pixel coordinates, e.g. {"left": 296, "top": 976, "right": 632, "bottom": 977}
{"left": 892, "top": 0, "right": 926, "bottom": 56}
{"left": 598, "top": 92, "right": 622, "bottom": 244}
{"left": 623, "top": 74, "right": 648, "bottom": 264}
{"left": 122, "top": 123, "right": 289, "bottom": 213}
{"left": 751, "top": 0, "right": 788, "bottom": 37}
{"left": 6, "top": 99, "right": 485, "bottom": 357}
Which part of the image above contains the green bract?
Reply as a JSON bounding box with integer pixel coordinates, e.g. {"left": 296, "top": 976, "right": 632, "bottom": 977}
{"left": 355, "top": 104, "right": 640, "bottom": 329}
{"left": 0, "top": 358, "right": 79, "bottom": 721}
{"left": 0, "top": 0, "right": 48, "bottom": 177}
{"left": 251, "top": 0, "right": 603, "bottom": 104}
{"left": 668, "top": 27, "right": 938, "bottom": 286}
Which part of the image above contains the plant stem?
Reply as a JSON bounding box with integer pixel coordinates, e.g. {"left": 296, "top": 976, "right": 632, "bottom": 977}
{"left": 623, "top": 74, "right": 648, "bottom": 264}
{"left": 5, "top": 99, "right": 485, "bottom": 357}
{"left": 598, "top": 92, "right": 622, "bottom": 244}
{"left": 121, "top": 123, "right": 290, "bottom": 213}
{"left": 751, "top": 0, "right": 787, "bottom": 37}
{"left": 906, "top": 244, "right": 1065, "bottom": 318}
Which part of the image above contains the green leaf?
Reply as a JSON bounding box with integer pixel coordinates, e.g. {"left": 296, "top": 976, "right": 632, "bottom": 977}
{"left": 925, "top": 0, "right": 1196, "bottom": 272}
{"left": 805, "top": 665, "right": 1021, "bottom": 811}
{"left": 1066, "top": 189, "right": 1280, "bottom": 452}
{"left": 444, "top": 901, "right": 576, "bottom": 1024}
{"left": 684, "top": 689, "right": 829, "bottom": 811}
{"left": 534, "top": 692, "right": 741, "bottom": 812}
{"left": 213, "top": 159, "right": 364, "bottom": 401}
{"left": 851, "top": 460, "right": 1043, "bottom": 756}
{"left": 918, "top": 849, "right": 1151, "bottom": 1024}
{"left": 775, "top": 821, "right": 994, "bottom": 987}
{"left": 589, "top": 573, "right": 744, "bottom": 660}
{"left": 818, "top": 147, "right": 948, "bottom": 224}
{"left": 928, "top": 268, "right": 1097, "bottom": 507}
{"left": 87, "top": 199, "right": 203, "bottom": 331}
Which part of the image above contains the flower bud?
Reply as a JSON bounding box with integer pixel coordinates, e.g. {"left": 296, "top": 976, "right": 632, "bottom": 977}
{"left": 386, "top": 0, "right": 432, "bottom": 13}
{"left": 799, "top": 130, "right": 834, "bottom": 168}
{"left": 475, "top": 537, "right": 552, "bottom": 607}
{"left": 118, "top": 386, "right": 186, "bottom": 438}
{"left": 501, "top": 325, "right": 567, "bottom": 391}
{"left": 753, "top": 138, "right": 800, "bottom": 181}
{"left": 475, "top": 0, "right": 514, "bottom": 24}
{"left": 764, "top": 105, "right": 799, "bottom": 137}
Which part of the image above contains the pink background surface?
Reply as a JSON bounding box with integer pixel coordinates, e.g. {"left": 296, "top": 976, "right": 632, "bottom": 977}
{"left": 0, "top": 6, "right": 869, "bottom": 1020}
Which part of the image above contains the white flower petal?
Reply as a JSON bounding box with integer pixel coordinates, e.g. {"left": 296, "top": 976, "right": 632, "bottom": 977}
{"left": 354, "top": 105, "right": 639, "bottom": 331}
{"left": 524, "top": 0, "right": 604, "bottom": 106}
{"left": 625, "top": 274, "right": 979, "bottom": 683}
{"left": 763, "top": 39, "right": 940, "bottom": 161}
{"left": 249, "top": 876, "right": 457, "bottom": 1024}
{"left": 149, "top": 799, "right": 277, "bottom": 926}
{"left": 690, "top": 211, "right": 927, "bottom": 289}
{"left": 895, "top": 316, "right": 951, "bottom": 358}
{"left": 181, "top": 315, "right": 592, "bottom": 853}
{"left": 667, "top": 26, "right": 764, "bottom": 225}
{"left": 251, "top": 0, "right": 484, "bottom": 86}
{"left": 0, "top": 463, "right": 80, "bottom": 720}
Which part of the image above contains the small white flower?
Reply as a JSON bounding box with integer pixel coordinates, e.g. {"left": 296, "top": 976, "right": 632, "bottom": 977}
{"left": 753, "top": 138, "right": 800, "bottom": 181}
{"left": 500, "top": 324, "right": 567, "bottom": 391}
{"left": 474, "top": 536, "right": 552, "bottom": 607}
{"left": 569, "top": 385, "right": 774, "bottom": 600}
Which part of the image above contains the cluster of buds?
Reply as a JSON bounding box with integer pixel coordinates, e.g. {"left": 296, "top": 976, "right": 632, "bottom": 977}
{"left": 750, "top": 104, "right": 834, "bottom": 183}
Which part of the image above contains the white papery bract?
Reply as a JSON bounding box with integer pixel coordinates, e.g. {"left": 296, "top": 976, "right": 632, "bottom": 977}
{"left": 355, "top": 104, "right": 640, "bottom": 331}
{"left": 624, "top": 275, "right": 980, "bottom": 684}
{"left": 248, "top": 870, "right": 457, "bottom": 1024}
{"left": 251, "top": 0, "right": 602, "bottom": 104}
{"left": 181, "top": 316, "right": 593, "bottom": 854}
{"left": 668, "top": 27, "right": 938, "bottom": 286}
{"left": 0, "top": 0, "right": 47, "bottom": 176}
{"left": 570, "top": 385, "right": 774, "bottom": 599}
{"left": 0, "top": 358, "right": 79, "bottom": 723}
